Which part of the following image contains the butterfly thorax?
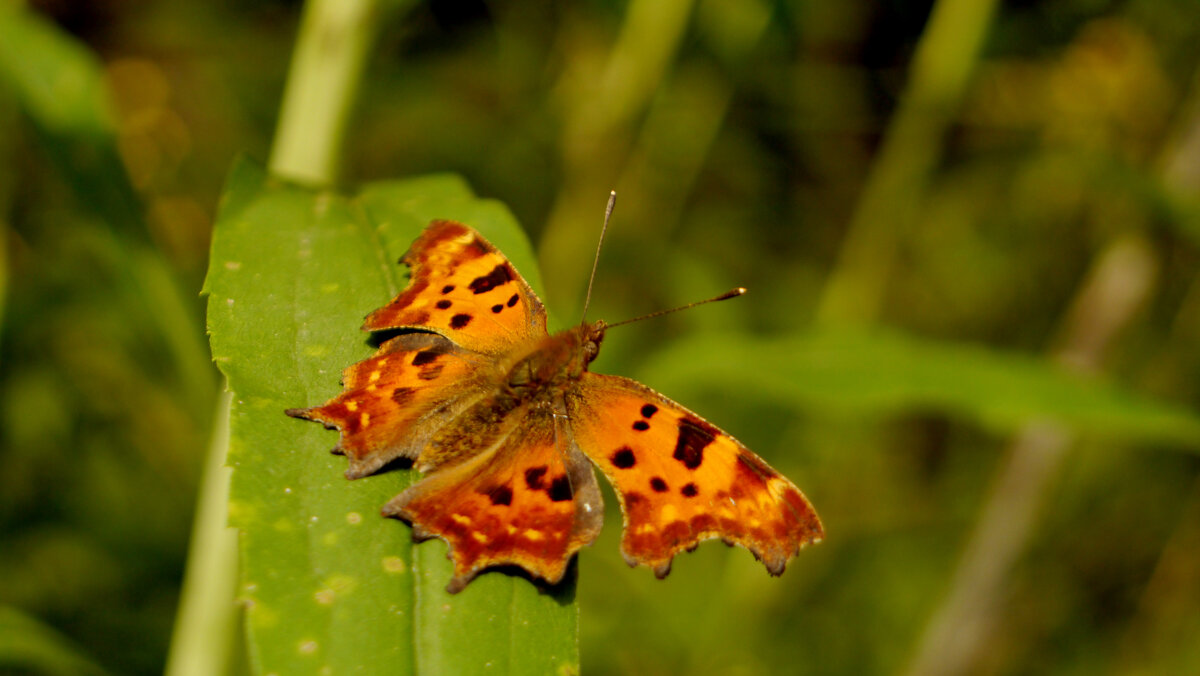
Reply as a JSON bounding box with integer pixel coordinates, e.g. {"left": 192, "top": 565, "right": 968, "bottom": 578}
{"left": 504, "top": 320, "right": 607, "bottom": 394}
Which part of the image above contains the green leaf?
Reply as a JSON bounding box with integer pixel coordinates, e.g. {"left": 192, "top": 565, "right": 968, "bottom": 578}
{"left": 637, "top": 327, "right": 1200, "bottom": 447}
{"left": 205, "top": 158, "right": 578, "bottom": 676}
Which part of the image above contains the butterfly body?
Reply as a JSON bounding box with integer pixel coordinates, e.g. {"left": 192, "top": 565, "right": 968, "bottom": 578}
{"left": 288, "top": 220, "right": 822, "bottom": 593}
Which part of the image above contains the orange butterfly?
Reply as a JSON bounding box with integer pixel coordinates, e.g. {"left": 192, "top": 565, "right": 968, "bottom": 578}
{"left": 287, "top": 213, "right": 823, "bottom": 593}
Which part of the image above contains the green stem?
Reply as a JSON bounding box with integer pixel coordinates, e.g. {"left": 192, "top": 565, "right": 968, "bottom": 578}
{"left": 164, "top": 392, "right": 238, "bottom": 676}
{"left": 270, "top": 0, "right": 393, "bottom": 185}
{"left": 538, "top": 0, "right": 697, "bottom": 318}
{"left": 816, "top": 0, "right": 1000, "bottom": 325}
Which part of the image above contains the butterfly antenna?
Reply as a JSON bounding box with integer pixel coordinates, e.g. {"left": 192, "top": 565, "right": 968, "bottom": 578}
{"left": 606, "top": 287, "right": 747, "bottom": 329}
{"left": 580, "top": 190, "right": 617, "bottom": 324}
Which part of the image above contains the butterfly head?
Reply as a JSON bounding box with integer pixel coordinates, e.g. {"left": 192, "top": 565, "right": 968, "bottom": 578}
{"left": 580, "top": 319, "right": 607, "bottom": 367}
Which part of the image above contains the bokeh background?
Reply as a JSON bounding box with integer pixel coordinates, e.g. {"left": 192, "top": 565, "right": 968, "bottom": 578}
{"left": 3, "top": 0, "right": 1200, "bottom": 674}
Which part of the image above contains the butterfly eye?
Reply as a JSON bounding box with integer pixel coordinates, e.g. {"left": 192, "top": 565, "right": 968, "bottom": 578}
{"left": 582, "top": 338, "right": 601, "bottom": 365}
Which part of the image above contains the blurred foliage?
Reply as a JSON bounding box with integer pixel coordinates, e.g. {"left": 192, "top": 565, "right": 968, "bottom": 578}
{"left": 0, "top": 0, "right": 1199, "bottom": 675}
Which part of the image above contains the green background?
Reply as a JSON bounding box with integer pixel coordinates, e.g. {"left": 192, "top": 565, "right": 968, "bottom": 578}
{"left": 3, "top": 0, "right": 1200, "bottom": 674}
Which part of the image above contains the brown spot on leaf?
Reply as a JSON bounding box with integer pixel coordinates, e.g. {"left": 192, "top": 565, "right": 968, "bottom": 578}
{"left": 450, "top": 313, "right": 472, "bottom": 329}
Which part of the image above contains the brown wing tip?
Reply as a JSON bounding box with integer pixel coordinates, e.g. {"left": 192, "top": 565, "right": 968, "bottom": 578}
{"left": 445, "top": 575, "right": 471, "bottom": 594}
{"left": 285, "top": 407, "right": 312, "bottom": 419}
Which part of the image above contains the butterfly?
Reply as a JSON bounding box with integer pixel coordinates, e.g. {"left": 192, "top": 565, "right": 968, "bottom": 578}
{"left": 287, "top": 216, "right": 823, "bottom": 593}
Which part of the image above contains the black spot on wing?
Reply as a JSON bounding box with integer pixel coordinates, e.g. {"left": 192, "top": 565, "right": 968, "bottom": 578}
{"left": 491, "top": 304, "right": 503, "bottom": 313}
{"left": 632, "top": 420, "right": 649, "bottom": 431}
{"left": 441, "top": 284, "right": 455, "bottom": 294}
{"left": 681, "top": 483, "right": 699, "bottom": 497}
{"left": 483, "top": 484, "right": 513, "bottom": 506}
{"left": 466, "top": 238, "right": 489, "bottom": 256}
{"left": 641, "top": 404, "right": 658, "bottom": 418}
{"left": 469, "top": 264, "right": 513, "bottom": 294}
{"left": 611, "top": 447, "right": 636, "bottom": 469}
{"left": 673, "top": 418, "right": 716, "bottom": 470}
{"left": 450, "top": 313, "right": 472, "bottom": 329}
{"left": 411, "top": 351, "right": 439, "bottom": 366}
{"left": 650, "top": 477, "right": 668, "bottom": 492}
{"left": 507, "top": 293, "right": 519, "bottom": 307}
{"left": 524, "top": 466, "right": 547, "bottom": 490}
{"left": 436, "top": 299, "right": 452, "bottom": 310}
{"left": 417, "top": 364, "right": 444, "bottom": 381}
{"left": 548, "top": 475, "right": 572, "bottom": 502}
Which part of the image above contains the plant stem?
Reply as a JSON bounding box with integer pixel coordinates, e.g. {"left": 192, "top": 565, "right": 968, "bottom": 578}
{"left": 165, "top": 392, "right": 238, "bottom": 676}
{"left": 902, "top": 237, "right": 1157, "bottom": 676}
{"left": 538, "top": 0, "right": 697, "bottom": 317}
{"left": 270, "top": 0, "right": 399, "bottom": 185}
{"left": 817, "top": 0, "right": 1000, "bottom": 325}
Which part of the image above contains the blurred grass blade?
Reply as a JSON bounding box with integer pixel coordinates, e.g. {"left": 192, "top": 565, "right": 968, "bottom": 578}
{"left": 0, "top": 2, "right": 143, "bottom": 235}
{"left": 638, "top": 327, "right": 1200, "bottom": 447}
{"left": 0, "top": 2, "right": 214, "bottom": 414}
{"left": 817, "top": 0, "right": 1000, "bottom": 324}
{"left": 0, "top": 606, "right": 110, "bottom": 676}
{"left": 204, "top": 158, "right": 578, "bottom": 675}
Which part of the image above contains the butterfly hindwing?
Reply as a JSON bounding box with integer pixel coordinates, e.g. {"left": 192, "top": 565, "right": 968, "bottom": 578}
{"left": 362, "top": 220, "right": 548, "bottom": 355}
{"left": 383, "top": 403, "right": 605, "bottom": 592}
{"left": 567, "top": 373, "right": 824, "bottom": 577}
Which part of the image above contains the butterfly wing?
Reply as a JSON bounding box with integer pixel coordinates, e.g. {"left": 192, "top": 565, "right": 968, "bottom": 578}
{"left": 287, "top": 332, "right": 490, "bottom": 478}
{"left": 567, "top": 373, "right": 823, "bottom": 578}
{"left": 383, "top": 401, "right": 605, "bottom": 593}
{"left": 362, "top": 220, "right": 548, "bottom": 355}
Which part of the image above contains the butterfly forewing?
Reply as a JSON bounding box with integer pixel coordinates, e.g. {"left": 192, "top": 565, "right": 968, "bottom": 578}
{"left": 362, "top": 220, "right": 548, "bottom": 355}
